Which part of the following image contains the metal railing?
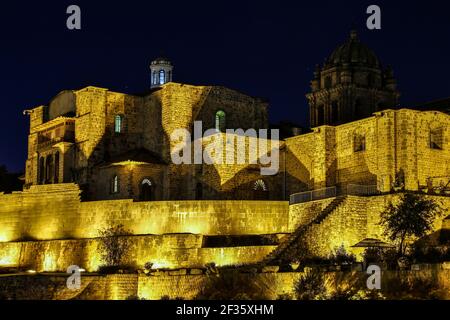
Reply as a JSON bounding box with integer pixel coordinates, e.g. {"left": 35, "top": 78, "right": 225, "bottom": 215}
{"left": 346, "top": 184, "right": 379, "bottom": 196}
{"left": 290, "top": 186, "right": 336, "bottom": 205}
{"left": 290, "top": 184, "right": 380, "bottom": 205}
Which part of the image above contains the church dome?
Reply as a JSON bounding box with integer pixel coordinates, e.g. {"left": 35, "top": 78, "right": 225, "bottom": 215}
{"left": 325, "top": 30, "right": 380, "bottom": 69}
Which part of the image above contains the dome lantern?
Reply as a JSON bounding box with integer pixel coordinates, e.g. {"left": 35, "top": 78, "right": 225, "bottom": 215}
{"left": 150, "top": 57, "right": 173, "bottom": 89}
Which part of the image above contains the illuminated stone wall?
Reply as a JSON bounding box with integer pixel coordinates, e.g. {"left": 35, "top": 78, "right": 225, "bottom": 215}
{"left": 289, "top": 194, "right": 450, "bottom": 258}
{"left": 0, "top": 184, "right": 289, "bottom": 242}
{"left": 0, "top": 235, "right": 275, "bottom": 272}
{"left": 285, "top": 109, "right": 450, "bottom": 194}
{"left": 1, "top": 270, "right": 449, "bottom": 300}
{"left": 24, "top": 83, "right": 269, "bottom": 202}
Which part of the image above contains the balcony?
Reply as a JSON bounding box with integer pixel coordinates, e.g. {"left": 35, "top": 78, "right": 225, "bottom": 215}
{"left": 37, "top": 132, "right": 75, "bottom": 149}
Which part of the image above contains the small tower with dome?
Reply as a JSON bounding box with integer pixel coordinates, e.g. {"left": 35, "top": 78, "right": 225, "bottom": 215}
{"left": 150, "top": 57, "right": 173, "bottom": 89}
{"left": 307, "top": 30, "right": 400, "bottom": 127}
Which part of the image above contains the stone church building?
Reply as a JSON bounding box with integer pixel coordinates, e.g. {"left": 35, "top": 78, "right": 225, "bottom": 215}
{"left": 0, "top": 32, "right": 449, "bottom": 297}
{"left": 23, "top": 31, "right": 450, "bottom": 202}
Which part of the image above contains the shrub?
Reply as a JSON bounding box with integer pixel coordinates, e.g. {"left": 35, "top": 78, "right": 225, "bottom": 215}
{"left": 328, "top": 245, "right": 356, "bottom": 265}
{"left": 362, "top": 247, "right": 398, "bottom": 270}
{"left": 294, "top": 269, "right": 327, "bottom": 300}
{"left": 196, "top": 269, "right": 270, "bottom": 300}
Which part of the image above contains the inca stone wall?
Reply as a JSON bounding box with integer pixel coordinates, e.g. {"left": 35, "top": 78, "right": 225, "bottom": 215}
{"left": 1, "top": 270, "right": 449, "bottom": 300}
{"left": 0, "top": 184, "right": 289, "bottom": 242}
{"left": 0, "top": 235, "right": 275, "bottom": 272}
{"left": 1, "top": 184, "right": 448, "bottom": 274}
{"left": 290, "top": 194, "right": 450, "bottom": 258}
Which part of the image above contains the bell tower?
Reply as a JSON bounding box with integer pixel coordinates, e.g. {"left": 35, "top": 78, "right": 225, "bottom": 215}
{"left": 150, "top": 57, "right": 174, "bottom": 89}
{"left": 307, "top": 30, "right": 400, "bottom": 127}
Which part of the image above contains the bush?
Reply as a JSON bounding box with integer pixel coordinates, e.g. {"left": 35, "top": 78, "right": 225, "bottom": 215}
{"left": 196, "top": 269, "right": 270, "bottom": 300}
{"left": 362, "top": 247, "right": 398, "bottom": 270}
{"left": 328, "top": 245, "right": 356, "bottom": 265}
{"left": 410, "top": 243, "right": 450, "bottom": 264}
{"left": 294, "top": 268, "right": 327, "bottom": 300}
{"left": 383, "top": 273, "right": 444, "bottom": 299}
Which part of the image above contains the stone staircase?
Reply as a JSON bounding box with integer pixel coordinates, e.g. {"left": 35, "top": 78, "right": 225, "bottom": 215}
{"left": 260, "top": 196, "right": 347, "bottom": 266}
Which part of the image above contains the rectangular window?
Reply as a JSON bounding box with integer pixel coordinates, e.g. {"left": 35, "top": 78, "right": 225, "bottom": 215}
{"left": 430, "top": 128, "right": 444, "bottom": 150}
{"left": 354, "top": 134, "right": 366, "bottom": 152}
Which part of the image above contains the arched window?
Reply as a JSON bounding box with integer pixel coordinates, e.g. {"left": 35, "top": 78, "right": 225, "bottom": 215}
{"left": 324, "top": 76, "right": 332, "bottom": 89}
{"left": 317, "top": 105, "right": 325, "bottom": 126}
{"left": 54, "top": 152, "right": 60, "bottom": 183}
{"left": 114, "top": 115, "right": 123, "bottom": 133}
{"left": 159, "top": 70, "right": 165, "bottom": 85}
{"left": 196, "top": 183, "right": 203, "bottom": 200}
{"left": 153, "top": 71, "right": 158, "bottom": 85}
{"left": 430, "top": 128, "right": 444, "bottom": 150}
{"left": 45, "top": 155, "right": 53, "bottom": 184}
{"left": 331, "top": 101, "right": 339, "bottom": 124}
{"left": 140, "top": 178, "right": 153, "bottom": 201}
{"left": 112, "top": 175, "right": 119, "bottom": 194}
{"left": 39, "top": 157, "right": 45, "bottom": 185}
{"left": 253, "top": 179, "right": 268, "bottom": 200}
{"left": 215, "top": 110, "right": 226, "bottom": 132}
{"left": 354, "top": 99, "right": 364, "bottom": 119}
{"left": 354, "top": 134, "right": 366, "bottom": 152}
{"left": 367, "top": 73, "right": 374, "bottom": 87}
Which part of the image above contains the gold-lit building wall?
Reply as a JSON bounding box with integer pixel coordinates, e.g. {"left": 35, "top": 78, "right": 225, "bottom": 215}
{"left": 0, "top": 184, "right": 289, "bottom": 242}
{"left": 289, "top": 194, "right": 449, "bottom": 258}
{"left": 1, "top": 184, "right": 448, "bottom": 272}
{"left": 284, "top": 109, "right": 450, "bottom": 194}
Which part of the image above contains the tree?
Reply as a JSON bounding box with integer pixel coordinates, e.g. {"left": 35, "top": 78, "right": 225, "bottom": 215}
{"left": 380, "top": 193, "right": 442, "bottom": 257}
{"left": 0, "top": 165, "right": 23, "bottom": 193}
{"left": 97, "top": 225, "right": 132, "bottom": 269}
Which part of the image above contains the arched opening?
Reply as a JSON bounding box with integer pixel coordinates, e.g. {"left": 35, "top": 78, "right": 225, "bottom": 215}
{"left": 354, "top": 99, "right": 364, "bottom": 119}
{"left": 152, "top": 71, "right": 158, "bottom": 85}
{"left": 114, "top": 115, "right": 123, "bottom": 133}
{"left": 367, "top": 73, "right": 374, "bottom": 87}
{"left": 196, "top": 182, "right": 203, "bottom": 200}
{"left": 159, "top": 70, "right": 165, "bottom": 85}
{"left": 324, "top": 76, "right": 332, "bottom": 89}
{"left": 430, "top": 128, "right": 444, "bottom": 150}
{"left": 39, "top": 157, "right": 45, "bottom": 185}
{"left": 215, "top": 110, "right": 226, "bottom": 132}
{"left": 140, "top": 178, "right": 153, "bottom": 201}
{"left": 317, "top": 105, "right": 325, "bottom": 126}
{"left": 111, "top": 175, "right": 119, "bottom": 194}
{"left": 331, "top": 101, "right": 339, "bottom": 124}
{"left": 354, "top": 133, "right": 366, "bottom": 152}
{"left": 54, "top": 152, "right": 60, "bottom": 183}
{"left": 253, "top": 179, "right": 269, "bottom": 200}
{"left": 45, "top": 155, "right": 53, "bottom": 184}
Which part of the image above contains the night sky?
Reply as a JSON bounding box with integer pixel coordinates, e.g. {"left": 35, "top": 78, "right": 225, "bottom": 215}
{"left": 1, "top": 0, "right": 450, "bottom": 172}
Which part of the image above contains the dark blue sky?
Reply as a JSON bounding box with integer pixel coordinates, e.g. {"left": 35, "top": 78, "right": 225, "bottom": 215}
{"left": 1, "top": 0, "right": 450, "bottom": 172}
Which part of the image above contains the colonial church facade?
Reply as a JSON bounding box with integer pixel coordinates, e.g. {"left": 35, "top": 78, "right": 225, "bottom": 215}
{"left": 0, "top": 32, "right": 448, "bottom": 296}
{"left": 23, "top": 31, "right": 450, "bottom": 202}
